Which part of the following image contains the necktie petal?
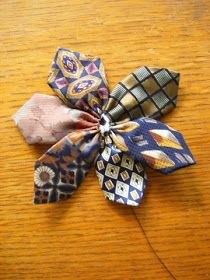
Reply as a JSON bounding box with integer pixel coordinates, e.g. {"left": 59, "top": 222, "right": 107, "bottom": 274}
{"left": 48, "top": 48, "right": 109, "bottom": 116}
{"left": 105, "top": 67, "right": 180, "bottom": 122}
{"left": 34, "top": 130, "right": 100, "bottom": 204}
{"left": 112, "top": 117, "right": 195, "bottom": 173}
{"left": 12, "top": 93, "right": 99, "bottom": 144}
{"left": 95, "top": 138, "right": 147, "bottom": 206}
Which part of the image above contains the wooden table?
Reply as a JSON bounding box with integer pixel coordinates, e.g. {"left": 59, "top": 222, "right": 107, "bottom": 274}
{"left": 1, "top": 1, "right": 210, "bottom": 279}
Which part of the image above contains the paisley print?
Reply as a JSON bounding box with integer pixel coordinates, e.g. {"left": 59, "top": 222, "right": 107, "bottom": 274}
{"left": 67, "top": 75, "right": 101, "bottom": 98}
{"left": 57, "top": 50, "right": 83, "bottom": 78}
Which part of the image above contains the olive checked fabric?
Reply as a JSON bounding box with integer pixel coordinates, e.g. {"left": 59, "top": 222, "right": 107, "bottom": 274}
{"left": 12, "top": 48, "right": 196, "bottom": 206}
{"left": 105, "top": 66, "right": 179, "bottom": 122}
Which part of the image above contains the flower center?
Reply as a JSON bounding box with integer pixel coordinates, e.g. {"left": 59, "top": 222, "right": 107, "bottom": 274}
{"left": 99, "top": 113, "right": 110, "bottom": 136}
{"left": 40, "top": 171, "right": 50, "bottom": 182}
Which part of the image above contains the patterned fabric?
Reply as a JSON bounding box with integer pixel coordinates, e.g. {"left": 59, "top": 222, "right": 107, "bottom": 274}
{"left": 48, "top": 48, "right": 109, "bottom": 117}
{"left": 111, "top": 118, "right": 195, "bottom": 173}
{"left": 105, "top": 67, "right": 179, "bottom": 122}
{"left": 96, "top": 138, "right": 147, "bottom": 206}
{"left": 12, "top": 48, "right": 196, "bottom": 206}
{"left": 13, "top": 93, "right": 99, "bottom": 144}
{"left": 34, "top": 131, "right": 99, "bottom": 203}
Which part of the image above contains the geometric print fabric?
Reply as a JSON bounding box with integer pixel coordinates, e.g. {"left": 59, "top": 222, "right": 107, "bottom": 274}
{"left": 105, "top": 66, "right": 180, "bottom": 122}
{"left": 95, "top": 139, "right": 147, "bottom": 206}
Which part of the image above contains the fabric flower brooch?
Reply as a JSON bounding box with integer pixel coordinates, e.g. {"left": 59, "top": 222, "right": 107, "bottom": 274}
{"left": 13, "top": 48, "right": 196, "bottom": 206}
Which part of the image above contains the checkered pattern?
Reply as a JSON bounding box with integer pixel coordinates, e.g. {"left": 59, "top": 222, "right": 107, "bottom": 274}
{"left": 105, "top": 67, "right": 180, "bottom": 122}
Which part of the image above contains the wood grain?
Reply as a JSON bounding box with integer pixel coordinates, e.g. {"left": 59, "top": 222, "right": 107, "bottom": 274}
{"left": 0, "top": 1, "right": 210, "bottom": 279}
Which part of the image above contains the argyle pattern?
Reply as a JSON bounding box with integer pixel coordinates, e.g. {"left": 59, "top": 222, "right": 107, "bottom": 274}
{"left": 12, "top": 48, "right": 196, "bottom": 206}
